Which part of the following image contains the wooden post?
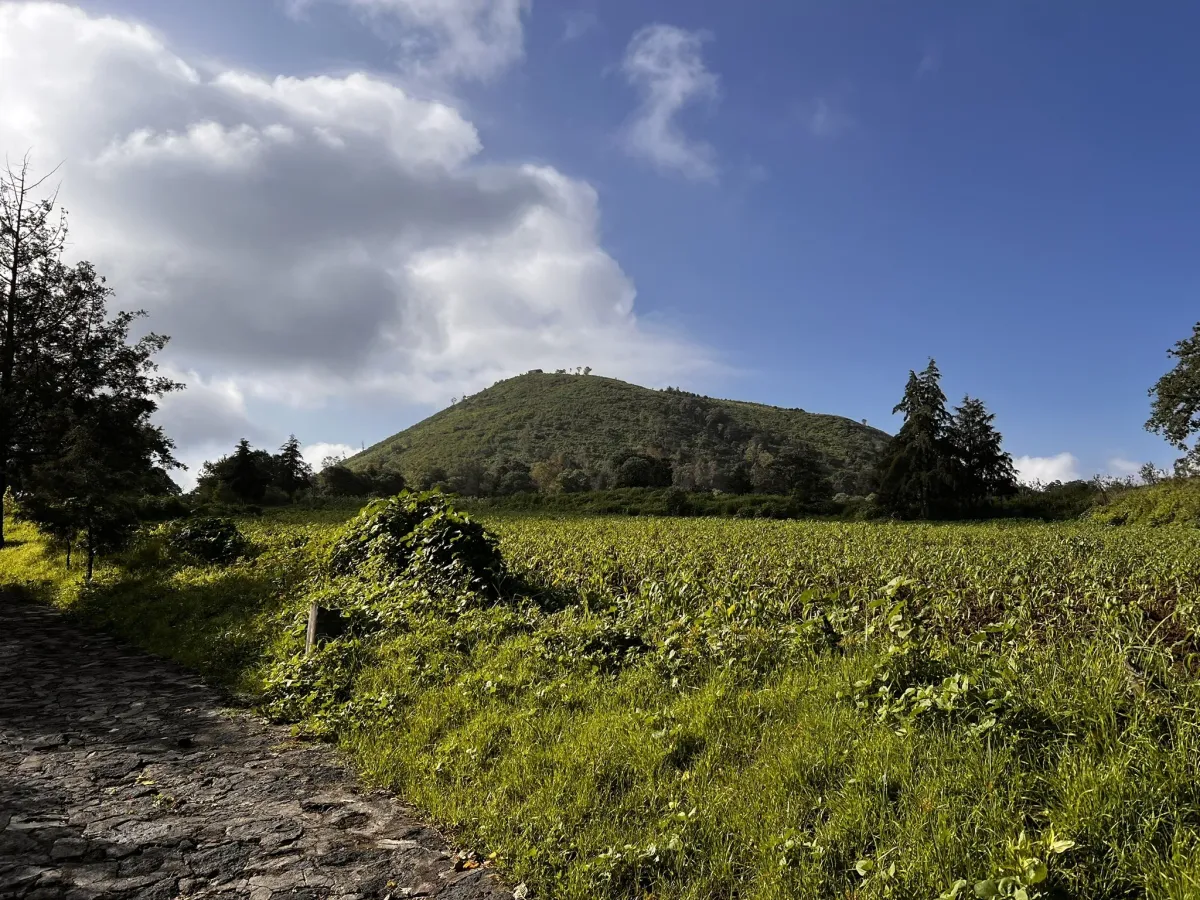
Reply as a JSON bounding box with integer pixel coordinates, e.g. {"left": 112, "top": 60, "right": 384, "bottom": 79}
{"left": 306, "top": 600, "right": 319, "bottom": 655}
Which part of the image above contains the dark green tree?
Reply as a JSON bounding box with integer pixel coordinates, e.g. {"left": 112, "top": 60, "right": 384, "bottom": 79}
{"left": 948, "top": 396, "right": 1017, "bottom": 507}
{"left": 19, "top": 395, "right": 178, "bottom": 579}
{"left": 875, "top": 359, "right": 958, "bottom": 519}
{"left": 0, "top": 156, "right": 178, "bottom": 545}
{"left": 274, "top": 434, "right": 313, "bottom": 500}
{"left": 228, "top": 439, "right": 269, "bottom": 503}
{"left": 316, "top": 463, "right": 367, "bottom": 497}
{"left": 1147, "top": 322, "right": 1200, "bottom": 470}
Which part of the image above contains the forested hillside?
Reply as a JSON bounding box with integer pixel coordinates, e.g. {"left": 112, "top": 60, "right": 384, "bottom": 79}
{"left": 347, "top": 372, "right": 889, "bottom": 497}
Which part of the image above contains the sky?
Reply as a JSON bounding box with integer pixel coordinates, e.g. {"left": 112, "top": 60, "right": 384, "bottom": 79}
{"left": 0, "top": 0, "right": 1195, "bottom": 486}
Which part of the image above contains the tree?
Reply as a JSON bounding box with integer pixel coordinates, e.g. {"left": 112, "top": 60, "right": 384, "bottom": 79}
{"left": 875, "top": 359, "right": 958, "bottom": 519}
{"left": 1139, "top": 461, "right": 1167, "bottom": 485}
{"left": 229, "top": 439, "right": 270, "bottom": 503}
{"left": 316, "top": 464, "right": 367, "bottom": 497}
{"left": 0, "top": 156, "right": 179, "bottom": 545}
{"left": 20, "top": 396, "right": 177, "bottom": 579}
{"left": 275, "top": 435, "right": 313, "bottom": 500}
{"left": 947, "top": 396, "right": 1017, "bottom": 507}
{"left": 1148, "top": 322, "right": 1200, "bottom": 471}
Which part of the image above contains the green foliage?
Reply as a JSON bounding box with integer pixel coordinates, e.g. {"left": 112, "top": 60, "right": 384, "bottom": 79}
{"left": 275, "top": 434, "right": 314, "bottom": 499}
{"left": 1091, "top": 476, "right": 1200, "bottom": 526}
{"left": 165, "top": 517, "right": 249, "bottom": 565}
{"left": 12, "top": 511, "right": 1200, "bottom": 899}
{"left": 345, "top": 372, "right": 888, "bottom": 497}
{"left": 1148, "top": 322, "right": 1200, "bottom": 466}
{"left": 877, "top": 363, "right": 1018, "bottom": 519}
{"left": 467, "top": 487, "right": 854, "bottom": 520}
{"left": 0, "top": 158, "right": 180, "bottom": 547}
{"left": 949, "top": 396, "right": 1018, "bottom": 506}
{"left": 875, "top": 360, "right": 959, "bottom": 518}
{"left": 329, "top": 491, "right": 504, "bottom": 592}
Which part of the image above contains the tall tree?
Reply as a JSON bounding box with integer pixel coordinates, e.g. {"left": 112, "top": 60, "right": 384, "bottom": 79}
{"left": 1148, "top": 322, "right": 1200, "bottom": 470}
{"left": 875, "top": 359, "right": 957, "bottom": 519}
{"left": 0, "top": 156, "right": 177, "bottom": 544}
{"left": 948, "top": 396, "right": 1017, "bottom": 507}
{"left": 274, "top": 434, "right": 313, "bottom": 500}
{"left": 228, "top": 439, "right": 270, "bottom": 503}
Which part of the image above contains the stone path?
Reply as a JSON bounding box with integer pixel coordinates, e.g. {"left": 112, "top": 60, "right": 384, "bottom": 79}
{"left": 0, "top": 599, "right": 513, "bottom": 900}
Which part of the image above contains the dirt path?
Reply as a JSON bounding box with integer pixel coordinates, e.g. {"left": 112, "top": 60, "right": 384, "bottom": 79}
{"left": 0, "top": 598, "right": 512, "bottom": 900}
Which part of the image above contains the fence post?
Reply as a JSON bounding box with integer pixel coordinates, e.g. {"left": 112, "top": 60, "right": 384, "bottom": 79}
{"left": 306, "top": 600, "right": 319, "bottom": 656}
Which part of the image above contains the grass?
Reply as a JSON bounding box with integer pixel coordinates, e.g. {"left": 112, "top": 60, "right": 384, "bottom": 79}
{"left": 5, "top": 509, "right": 1200, "bottom": 898}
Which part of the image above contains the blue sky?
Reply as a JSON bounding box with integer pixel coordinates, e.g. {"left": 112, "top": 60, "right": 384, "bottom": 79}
{"left": 5, "top": 1, "right": 1195, "bottom": 482}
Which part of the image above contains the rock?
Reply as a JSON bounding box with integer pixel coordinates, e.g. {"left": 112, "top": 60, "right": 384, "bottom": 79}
{"left": 0, "top": 599, "right": 514, "bottom": 900}
{"left": 49, "top": 838, "right": 88, "bottom": 860}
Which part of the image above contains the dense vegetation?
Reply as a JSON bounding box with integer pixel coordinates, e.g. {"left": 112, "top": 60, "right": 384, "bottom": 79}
{"left": 7, "top": 504, "right": 1200, "bottom": 899}
{"left": 0, "top": 158, "right": 177, "bottom": 566}
{"left": 1091, "top": 476, "right": 1200, "bottom": 526}
{"left": 345, "top": 371, "right": 889, "bottom": 498}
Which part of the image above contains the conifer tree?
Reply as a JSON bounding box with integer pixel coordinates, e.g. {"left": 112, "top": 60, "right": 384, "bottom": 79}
{"left": 274, "top": 434, "right": 313, "bottom": 500}
{"left": 948, "top": 396, "right": 1017, "bottom": 507}
{"left": 228, "top": 438, "right": 269, "bottom": 503}
{"left": 875, "top": 359, "right": 957, "bottom": 519}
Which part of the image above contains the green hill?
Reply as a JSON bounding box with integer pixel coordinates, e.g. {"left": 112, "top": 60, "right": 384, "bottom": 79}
{"left": 347, "top": 372, "right": 889, "bottom": 495}
{"left": 1091, "top": 477, "right": 1200, "bottom": 526}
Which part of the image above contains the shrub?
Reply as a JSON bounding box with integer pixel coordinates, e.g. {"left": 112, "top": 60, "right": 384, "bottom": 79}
{"left": 165, "top": 517, "right": 249, "bottom": 565}
{"left": 329, "top": 491, "right": 504, "bottom": 592}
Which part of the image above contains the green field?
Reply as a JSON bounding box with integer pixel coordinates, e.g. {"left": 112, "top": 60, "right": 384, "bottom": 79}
{"left": 5, "top": 510, "right": 1200, "bottom": 899}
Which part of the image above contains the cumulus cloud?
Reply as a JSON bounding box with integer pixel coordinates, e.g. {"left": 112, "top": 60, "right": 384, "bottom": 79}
{"left": 291, "top": 0, "right": 530, "bottom": 83}
{"left": 621, "top": 24, "right": 719, "bottom": 181}
{"left": 1107, "top": 458, "right": 1143, "bottom": 478}
{"left": 0, "top": 3, "right": 712, "bottom": 463}
{"left": 302, "top": 442, "right": 357, "bottom": 470}
{"left": 1014, "top": 452, "right": 1080, "bottom": 485}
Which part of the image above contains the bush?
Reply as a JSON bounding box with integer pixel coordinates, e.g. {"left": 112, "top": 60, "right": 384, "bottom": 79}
{"left": 165, "top": 517, "right": 249, "bottom": 565}
{"left": 329, "top": 491, "right": 505, "bottom": 592}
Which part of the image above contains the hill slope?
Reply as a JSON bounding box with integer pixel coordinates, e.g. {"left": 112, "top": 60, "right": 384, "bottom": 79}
{"left": 348, "top": 373, "right": 890, "bottom": 494}
{"left": 1090, "top": 477, "right": 1200, "bottom": 526}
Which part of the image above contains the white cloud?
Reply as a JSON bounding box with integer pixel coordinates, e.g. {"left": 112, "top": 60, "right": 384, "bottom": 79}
{"left": 808, "top": 98, "right": 853, "bottom": 139}
{"left": 1014, "top": 452, "right": 1080, "bottom": 485}
{"left": 0, "top": 3, "right": 713, "bottom": 465}
{"left": 621, "top": 24, "right": 719, "bottom": 182}
{"left": 1107, "top": 458, "right": 1143, "bottom": 478}
{"left": 291, "top": 0, "right": 530, "bottom": 83}
{"left": 303, "top": 442, "right": 357, "bottom": 470}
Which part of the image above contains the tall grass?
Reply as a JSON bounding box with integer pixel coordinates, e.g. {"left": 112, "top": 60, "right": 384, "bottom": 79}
{"left": 4, "top": 512, "right": 1200, "bottom": 898}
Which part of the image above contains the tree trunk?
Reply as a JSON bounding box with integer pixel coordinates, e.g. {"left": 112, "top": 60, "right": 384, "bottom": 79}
{"left": 65, "top": 540, "right": 71, "bottom": 570}
{"left": 0, "top": 165, "right": 27, "bottom": 551}
{"left": 85, "top": 525, "right": 95, "bottom": 581}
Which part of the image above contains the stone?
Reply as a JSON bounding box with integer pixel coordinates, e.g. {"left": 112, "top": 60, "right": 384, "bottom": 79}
{"left": 0, "top": 599, "right": 513, "bottom": 900}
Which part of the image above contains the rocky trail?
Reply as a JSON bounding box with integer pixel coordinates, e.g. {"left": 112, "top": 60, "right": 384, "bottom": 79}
{"left": 0, "top": 598, "right": 513, "bottom": 900}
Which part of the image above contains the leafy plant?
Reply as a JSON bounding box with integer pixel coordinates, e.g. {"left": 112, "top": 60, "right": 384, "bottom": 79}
{"left": 165, "top": 516, "right": 249, "bottom": 564}
{"left": 329, "top": 491, "right": 504, "bottom": 592}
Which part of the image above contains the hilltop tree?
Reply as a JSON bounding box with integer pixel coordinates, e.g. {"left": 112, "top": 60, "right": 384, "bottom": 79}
{"left": 875, "top": 359, "right": 957, "bottom": 518}
{"left": 948, "top": 396, "right": 1017, "bottom": 507}
{"left": 1147, "top": 322, "right": 1200, "bottom": 471}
